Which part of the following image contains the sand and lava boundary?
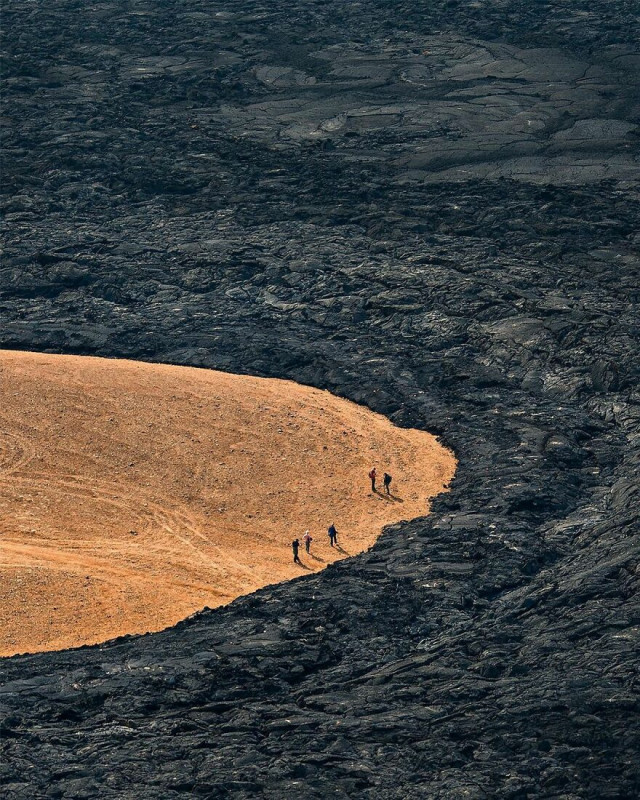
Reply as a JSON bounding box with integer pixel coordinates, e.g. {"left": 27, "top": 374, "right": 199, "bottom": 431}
{"left": 0, "top": 350, "right": 455, "bottom": 656}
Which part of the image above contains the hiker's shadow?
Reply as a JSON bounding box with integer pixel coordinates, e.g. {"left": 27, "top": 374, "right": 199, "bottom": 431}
{"left": 377, "top": 491, "right": 403, "bottom": 503}
{"left": 335, "top": 544, "right": 349, "bottom": 555}
{"left": 297, "top": 561, "right": 313, "bottom": 571}
{"left": 309, "top": 553, "right": 326, "bottom": 563}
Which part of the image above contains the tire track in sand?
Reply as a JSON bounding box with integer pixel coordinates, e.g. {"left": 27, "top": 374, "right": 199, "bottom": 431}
{"left": 0, "top": 470, "right": 259, "bottom": 584}
{"left": 0, "top": 430, "right": 35, "bottom": 475}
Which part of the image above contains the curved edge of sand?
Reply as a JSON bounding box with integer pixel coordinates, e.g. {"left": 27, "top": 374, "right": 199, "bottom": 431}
{"left": 0, "top": 350, "right": 457, "bottom": 656}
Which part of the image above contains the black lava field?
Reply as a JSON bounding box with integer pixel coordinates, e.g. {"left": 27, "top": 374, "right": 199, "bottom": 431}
{"left": 1, "top": 1, "right": 639, "bottom": 798}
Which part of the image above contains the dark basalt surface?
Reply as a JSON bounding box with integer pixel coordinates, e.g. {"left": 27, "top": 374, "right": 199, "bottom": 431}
{"left": 1, "top": 1, "right": 639, "bottom": 798}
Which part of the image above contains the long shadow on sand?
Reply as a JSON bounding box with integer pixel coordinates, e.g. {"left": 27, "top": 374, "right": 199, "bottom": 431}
{"left": 375, "top": 491, "right": 404, "bottom": 503}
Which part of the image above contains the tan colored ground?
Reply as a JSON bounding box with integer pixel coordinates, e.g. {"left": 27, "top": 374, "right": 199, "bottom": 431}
{"left": 0, "top": 350, "right": 456, "bottom": 657}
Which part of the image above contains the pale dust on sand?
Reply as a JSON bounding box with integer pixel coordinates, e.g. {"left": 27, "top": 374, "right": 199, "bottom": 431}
{"left": 0, "top": 350, "right": 456, "bottom": 657}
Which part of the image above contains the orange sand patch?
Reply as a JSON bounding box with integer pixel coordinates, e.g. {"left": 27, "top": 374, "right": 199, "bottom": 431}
{"left": 0, "top": 350, "right": 456, "bottom": 656}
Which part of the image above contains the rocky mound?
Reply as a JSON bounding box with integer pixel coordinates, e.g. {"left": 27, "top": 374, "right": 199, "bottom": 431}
{"left": 0, "top": 350, "right": 454, "bottom": 656}
{"left": 1, "top": 0, "right": 639, "bottom": 797}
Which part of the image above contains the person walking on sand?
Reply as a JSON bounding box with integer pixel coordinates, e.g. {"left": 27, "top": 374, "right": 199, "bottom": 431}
{"left": 328, "top": 523, "right": 338, "bottom": 547}
{"left": 292, "top": 538, "right": 301, "bottom": 564}
{"left": 303, "top": 530, "right": 313, "bottom": 554}
{"left": 369, "top": 467, "right": 377, "bottom": 492}
{"left": 383, "top": 472, "right": 392, "bottom": 495}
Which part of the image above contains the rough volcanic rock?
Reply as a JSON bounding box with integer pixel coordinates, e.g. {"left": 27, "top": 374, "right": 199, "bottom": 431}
{"left": 1, "top": 0, "right": 639, "bottom": 798}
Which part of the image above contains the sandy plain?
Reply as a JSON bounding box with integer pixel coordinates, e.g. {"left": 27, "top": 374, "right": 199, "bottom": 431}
{"left": 0, "top": 350, "right": 455, "bottom": 656}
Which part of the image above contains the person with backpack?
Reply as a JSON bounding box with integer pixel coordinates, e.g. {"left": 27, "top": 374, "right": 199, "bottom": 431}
{"left": 369, "top": 467, "right": 377, "bottom": 492}
{"left": 292, "top": 538, "right": 301, "bottom": 564}
{"left": 383, "top": 472, "right": 392, "bottom": 495}
{"left": 328, "top": 523, "right": 338, "bottom": 547}
{"left": 303, "top": 530, "right": 313, "bottom": 554}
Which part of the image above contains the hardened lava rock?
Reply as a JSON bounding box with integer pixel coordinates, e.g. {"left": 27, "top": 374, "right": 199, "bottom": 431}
{"left": 1, "top": 0, "right": 639, "bottom": 797}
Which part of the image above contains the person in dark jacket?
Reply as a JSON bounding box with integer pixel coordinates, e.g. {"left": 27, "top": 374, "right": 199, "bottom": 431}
{"left": 383, "top": 472, "right": 392, "bottom": 495}
{"left": 292, "top": 538, "right": 301, "bottom": 564}
{"left": 328, "top": 523, "right": 338, "bottom": 547}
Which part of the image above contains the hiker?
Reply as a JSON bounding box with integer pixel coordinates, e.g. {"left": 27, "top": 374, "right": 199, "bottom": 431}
{"left": 369, "top": 467, "right": 377, "bottom": 492}
{"left": 328, "top": 523, "right": 338, "bottom": 547}
{"left": 383, "top": 472, "right": 392, "bottom": 494}
{"left": 303, "top": 530, "right": 313, "bottom": 553}
{"left": 292, "top": 538, "right": 301, "bottom": 564}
